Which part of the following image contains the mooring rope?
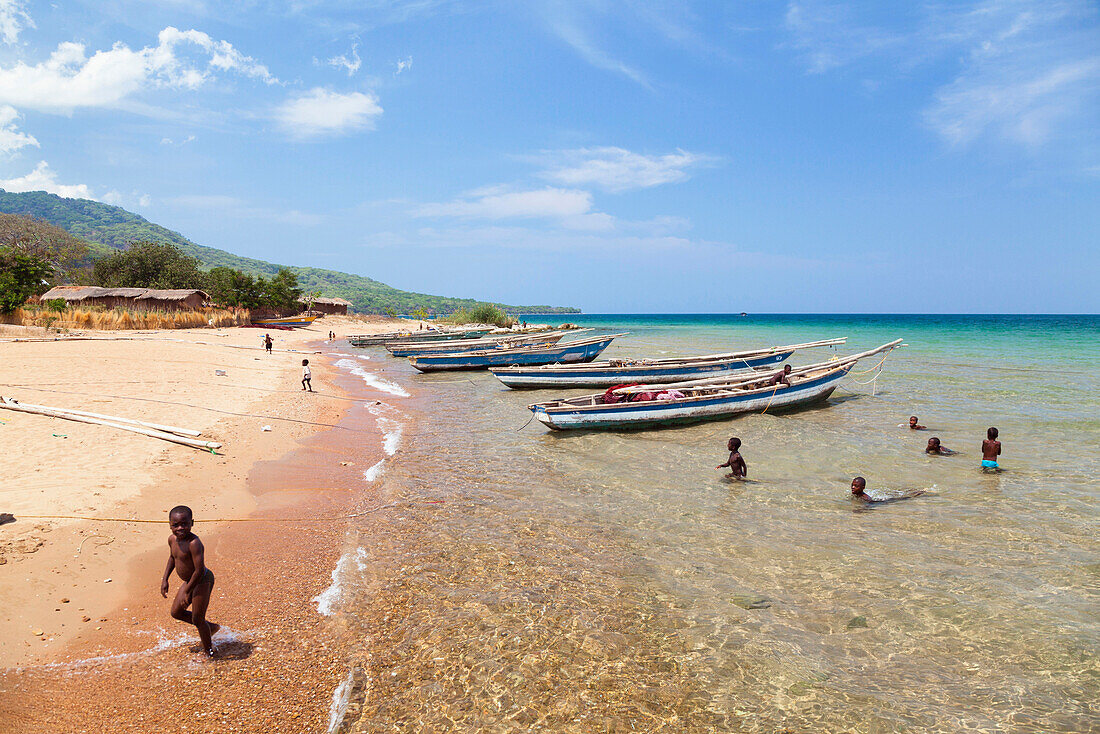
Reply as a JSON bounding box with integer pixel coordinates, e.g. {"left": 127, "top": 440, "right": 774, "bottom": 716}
{"left": 14, "top": 501, "right": 403, "bottom": 525}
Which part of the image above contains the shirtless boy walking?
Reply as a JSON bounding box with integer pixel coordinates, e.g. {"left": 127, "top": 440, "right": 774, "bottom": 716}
{"left": 161, "top": 505, "right": 219, "bottom": 657}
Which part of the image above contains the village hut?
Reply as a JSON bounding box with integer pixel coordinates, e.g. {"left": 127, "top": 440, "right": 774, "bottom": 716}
{"left": 133, "top": 289, "right": 209, "bottom": 311}
{"left": 37, "top": 286, "right": 208, "bottom": 311}
{"left": 299, "top": 296, "right": 351, "bottom": 315}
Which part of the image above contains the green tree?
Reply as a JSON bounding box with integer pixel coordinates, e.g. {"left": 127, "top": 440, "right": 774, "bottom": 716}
{"left": 264, "top": 268, "right": 301, "bottom": 312}
{"left": 92, "top": 241, "right": 206, "bottom": 289}
{"left": 0, "top": 247, "right": 54, "bottom": 313}
{"left": 0, "top": 213, "right": 90, "bottom": 281}
{"left": 205, "top": 266, "right": 264, "bottom": 308}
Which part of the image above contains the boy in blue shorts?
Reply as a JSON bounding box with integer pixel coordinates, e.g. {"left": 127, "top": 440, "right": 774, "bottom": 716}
{"left": 981, "top": 427, "right": 1001, "bottom": 471}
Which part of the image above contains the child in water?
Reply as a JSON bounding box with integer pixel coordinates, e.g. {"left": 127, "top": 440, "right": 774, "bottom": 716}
{"left": 982, "top": 427, "right": 1001, "bottom": 471}
{"left": 161, "top": 506, "right": 219, "bottom": 657}
{"left": 925, "top": 437, "right": 955, "bottom": 455}
{"left": 908, "top": 416, "right": 926, "bottom": 430}
{"left": 716, "top": 437, "right": 748, "bottom": 480}
{"left": 850, "top": 477, "right": 925, "bottom": 503}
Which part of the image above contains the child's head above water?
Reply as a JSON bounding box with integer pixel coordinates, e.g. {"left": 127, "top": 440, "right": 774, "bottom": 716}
{"left": 909, "top": 416, "right": 919, "bottom": 427}
{"left": 987, "top": 426, "right": 998, "bottom": 439}
{"left": 850, "top": 477, "right": 866, "bottom": 495}
{"left": 927, "top": 437, "right": 940, "bottom": 450}
{"left": 727, "top": 437, "right": 741, "bottom": 451}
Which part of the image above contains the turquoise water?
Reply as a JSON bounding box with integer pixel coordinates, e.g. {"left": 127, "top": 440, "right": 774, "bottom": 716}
{"left": 330, "top": 315, "right": 1099, "bottom": 732}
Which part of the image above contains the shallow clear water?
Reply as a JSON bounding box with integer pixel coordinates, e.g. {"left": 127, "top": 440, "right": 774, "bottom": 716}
{"left": 330, "top": 315, "right": 1100, "bottom": 732}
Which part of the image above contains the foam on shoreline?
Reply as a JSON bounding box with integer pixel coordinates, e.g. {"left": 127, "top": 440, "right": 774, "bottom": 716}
{"left": 335, "top": 358, "right": 409, "bottom": 397}
{"left": 313, "top": 546, "right": 369, "bottom": 617}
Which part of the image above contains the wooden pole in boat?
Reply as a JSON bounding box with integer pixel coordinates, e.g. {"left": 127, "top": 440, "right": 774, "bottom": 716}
{"left": 612, "top": 339, "right": 904, "bottom": 394}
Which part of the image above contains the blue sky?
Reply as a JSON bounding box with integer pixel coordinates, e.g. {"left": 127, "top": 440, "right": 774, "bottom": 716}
{"left": 0, "top": 1, "right": 1097, "bottom": 313}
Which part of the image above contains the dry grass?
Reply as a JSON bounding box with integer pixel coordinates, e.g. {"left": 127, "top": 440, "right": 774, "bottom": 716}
{"left": 7, "top": 305, "right": 251, "bottom": 330}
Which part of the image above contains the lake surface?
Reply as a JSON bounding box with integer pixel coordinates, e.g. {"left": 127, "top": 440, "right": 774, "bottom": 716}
{"left": 325, "top": 314, "right": 1099, "bottom": 732}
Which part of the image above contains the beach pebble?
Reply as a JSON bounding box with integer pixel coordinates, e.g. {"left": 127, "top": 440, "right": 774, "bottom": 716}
{"left": 81, "top": 615, "right": 90, "bottom": 622}
{"left": 104, "top": 578, "right": 112, "bottom": 583}
{"left": 32, "top": 629, "right": 43, "bottom": 636}
{"left": 60, "top": 598, "right": 69, "bottom": 603}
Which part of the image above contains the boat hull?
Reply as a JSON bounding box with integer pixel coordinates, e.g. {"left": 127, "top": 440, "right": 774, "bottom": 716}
{"left": 388, "top": 333, "right": 564, "bottom": 357}
{"left": 347, "top": 328, "right": 490, "bottom": 346}
{"left": 251, "top": 315, "right": 319, "bottom": 327}
{"left": 410, "top": 335, "right": 619, "bottom": 372}
{"left": 491, "top": 350, "right": 792, "bottom": 388}
{"left": 531, "top": 368, "right": 849, "bottom": 430}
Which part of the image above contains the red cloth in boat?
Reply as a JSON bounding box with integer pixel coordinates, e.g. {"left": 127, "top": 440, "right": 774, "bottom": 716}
{"left": 602, "top": 383, "right": 641, "bottom": 404}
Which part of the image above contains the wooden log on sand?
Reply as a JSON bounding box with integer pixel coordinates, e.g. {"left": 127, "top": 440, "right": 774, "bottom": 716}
{"left": 0, "top": 397, "right": 221, "bottom": 451}
{"left": 8, "top": 400, "right": 203, "bottom": 437}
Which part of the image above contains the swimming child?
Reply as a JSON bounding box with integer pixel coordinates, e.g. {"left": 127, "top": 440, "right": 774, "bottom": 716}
{"left": 716, "top": 437, "right": 748, "bottom": 479}
{"left": 908, "top": 416, "right": 926, "bottom": 430}
{"left": 161, "top": 505, "right": 219, "bottom": 657}
{"left": 982, "top": 427, "right": 1001, "bottom": 471}
{"left": 302, "top": 359, "right": 313, "bottom": 392}
{"left": 925, "top": 437, "right": 955, "bottom": 455}
{"left": 850, "top": 477, "right": 925, "bottom": 503}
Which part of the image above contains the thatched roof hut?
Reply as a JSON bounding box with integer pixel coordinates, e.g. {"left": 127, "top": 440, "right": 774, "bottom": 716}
{"left": 135, "top": 289, "right": 208, "bottom": 311}
{"left": 299, "top": 296, "right": 351, "bottom": 315}
{"left": 37, "top": 286, "right": 208, "bottom": 311}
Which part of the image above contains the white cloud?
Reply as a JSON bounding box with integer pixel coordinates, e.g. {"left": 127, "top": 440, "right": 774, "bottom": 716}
{"left": 328, "top": 44, "right": 361, "bottom": 76}
{"left": 161, "top": 134, "right": 196, "bottom": 146}
{"left": 166, "top": 193, "right": 323, "bottom": 225}
{"left": 0, "top": 104, "right": 37, "bottom": 154}
{"left": 0, "top": 26, "right": 276, "bottom": 115}
{"left": 537, "top": 147, "right": 713, "bottom": 192}
{"left": 394, "top": 56, "right": 412, "bottom": 75}
{"left": 417, "top": 186, "right": 596, "bottom": 221}
{"left": 928, "top": 57, "right": 1100, "bottom": 146}
{"left": 0, "top": 161, "right": 94, "bottom": 199}
{"left": 0, "top": 0, "right": 32, "bottom": 45}
{"left": 784, "top": 1, "right": 902, "bottom": 74}
{"left": 275, "top": 87, "right": 383, "bottom": 138}
{"left": 783, "top": 0, "right": 1100, "bottom": 149}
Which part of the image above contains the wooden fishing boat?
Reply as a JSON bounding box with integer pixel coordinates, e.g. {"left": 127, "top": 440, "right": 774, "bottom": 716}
{"left": 409, "top": 333, "right": 627, "bottom": 373}
{"left": 346, "top": 328, "right": 492, "bottom": 347}
{"left": 387, "top": 330, "right": 585, "bottom": 357}
{"left": 527, "top": 340, "right": 902, "bottom": 431}
{"left": 490, "top": 338, "right": 847, "bottom": 388}
{"left": 251, "top": 315, "right": 320, "bottom": 327}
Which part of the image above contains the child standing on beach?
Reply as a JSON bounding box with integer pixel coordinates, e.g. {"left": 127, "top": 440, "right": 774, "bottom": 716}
{"left": 982, "top": 427, "right": 1001, "bottom": 471}
{"left": 263, "top": 333, "right": 273, "bottom": 354}
{"left": 302, "top": 359, "right": 313, "bottom": 392}
{"left": 716, "top": 437, "right": 748, "bottom": 479}
{"left": 161, "top": 505, "right": 219, "bottom": 657}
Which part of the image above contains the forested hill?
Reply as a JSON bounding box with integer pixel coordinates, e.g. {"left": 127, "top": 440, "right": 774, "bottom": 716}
{"left": 0, "top": 190, "right": 579, "bottom": 315}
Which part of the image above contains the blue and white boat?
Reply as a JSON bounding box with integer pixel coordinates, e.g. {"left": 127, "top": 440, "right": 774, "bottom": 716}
{"left": 409, "top": 333, "right": 627, "bottom": 373}
{"left": 387, "top": 330, "right": 577, "bottom": 357}
{"left": 527, "top": 340, "right": 902, "bottom": 430}
{"left": 490, "top": 338, "right": 847, "bottom": 388}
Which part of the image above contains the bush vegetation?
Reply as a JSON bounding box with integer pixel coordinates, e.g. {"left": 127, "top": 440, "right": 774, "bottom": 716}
{"left": 443, "top": 303, "right": 514, "bottom": 328}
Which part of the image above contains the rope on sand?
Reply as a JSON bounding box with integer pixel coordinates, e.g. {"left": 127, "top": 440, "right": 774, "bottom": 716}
{"left": 14, "top": 502, "right": 403, "bottom": 525}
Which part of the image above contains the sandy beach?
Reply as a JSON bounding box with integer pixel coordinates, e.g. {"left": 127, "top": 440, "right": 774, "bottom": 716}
{"left": 0, "top": 316, "right": 412, "bottom": 732}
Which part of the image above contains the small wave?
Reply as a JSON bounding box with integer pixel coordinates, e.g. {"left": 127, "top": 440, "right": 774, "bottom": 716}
{"left": 6, "top": 627, "right": 244, "bottom": 672}
{"left": 328, "top": 667, "right": 356, "bottom": 733}
{"left": 367, "top": 402, "right": 404, "bottom": 455}
{"left": 364, "top": 459, "right": 386, "bottom": 482}
{"left": 313, "top": 547, "right": 369, "bottom": 616}
{"left": 335, "top": 358, "right": 408, "bottom": 397}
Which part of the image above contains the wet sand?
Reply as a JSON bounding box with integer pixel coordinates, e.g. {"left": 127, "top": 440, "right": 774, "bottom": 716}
{"left": 0, "top": 318, "right": 409, "bottom": 732}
